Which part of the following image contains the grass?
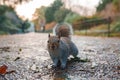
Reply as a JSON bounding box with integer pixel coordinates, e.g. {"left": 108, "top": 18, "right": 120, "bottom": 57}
{"left": 0, "top": 31, "right": 8, "bottom": 35}
{"left": 74, "top": 24, "right": 120, "bottom": 37}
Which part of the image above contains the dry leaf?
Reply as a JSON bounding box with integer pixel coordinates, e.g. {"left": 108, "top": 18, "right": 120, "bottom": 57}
{"left": 0, "top": 65, "right": 8, "bottom": 75}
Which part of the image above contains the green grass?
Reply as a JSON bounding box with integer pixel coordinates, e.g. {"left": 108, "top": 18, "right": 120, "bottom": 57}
{"left": 74, "top": 23, "right": 120, "bottom": 37}
{"left": 0, "top": 31, "right": 8, "bottom": 35}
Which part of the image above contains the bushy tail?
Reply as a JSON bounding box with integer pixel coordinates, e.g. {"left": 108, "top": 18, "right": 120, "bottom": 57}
{"left": 53, "top": 23, "right": 73, "bottom": 37}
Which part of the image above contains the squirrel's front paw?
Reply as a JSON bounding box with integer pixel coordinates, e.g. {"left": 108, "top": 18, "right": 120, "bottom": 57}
{"left": 60, "top": 64, "right": 66, "bottom": 70}
{"left": 51, "top": 64, "right": 57, "bottom": 68}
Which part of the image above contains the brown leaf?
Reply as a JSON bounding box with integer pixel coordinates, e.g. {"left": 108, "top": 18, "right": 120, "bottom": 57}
{"left": 0, "top": 65, "right": 8, "bottom": 75}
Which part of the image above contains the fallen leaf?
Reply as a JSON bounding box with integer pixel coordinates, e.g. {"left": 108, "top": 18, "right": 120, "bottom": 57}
{"left": 0, "top": 65, "right": 8, "bottom": 75}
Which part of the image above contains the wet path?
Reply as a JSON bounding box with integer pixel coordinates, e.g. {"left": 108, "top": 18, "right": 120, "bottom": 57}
{"left": 0, "top": 32, "right": 120, "bottom": 80}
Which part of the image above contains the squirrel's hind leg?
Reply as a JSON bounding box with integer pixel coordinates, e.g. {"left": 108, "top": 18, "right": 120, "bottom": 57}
{"left": 70, "top": 43, "right": 78, "bottom": 58}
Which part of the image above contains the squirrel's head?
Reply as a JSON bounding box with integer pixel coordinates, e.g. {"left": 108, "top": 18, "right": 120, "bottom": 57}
{"left": 47, "top": 34, "right": 60, "bottom": 50}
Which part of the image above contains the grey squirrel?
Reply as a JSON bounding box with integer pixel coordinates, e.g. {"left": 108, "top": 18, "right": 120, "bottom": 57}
{"left": 47, "top": 23, "right": 78, "bottom": 69}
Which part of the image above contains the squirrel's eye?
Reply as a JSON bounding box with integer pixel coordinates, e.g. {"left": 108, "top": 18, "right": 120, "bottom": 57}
{"left": 47, "top": 40, "right": 49, "bottom": 43}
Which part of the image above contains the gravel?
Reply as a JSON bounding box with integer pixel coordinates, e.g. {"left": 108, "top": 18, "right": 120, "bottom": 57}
{"left": 0, "top": 32, "right": 120, "bottom": 80}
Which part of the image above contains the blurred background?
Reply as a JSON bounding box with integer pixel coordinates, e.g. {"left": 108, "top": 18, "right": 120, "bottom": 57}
{"left": 0, "top": 0, "right": 120, "bottom": 37}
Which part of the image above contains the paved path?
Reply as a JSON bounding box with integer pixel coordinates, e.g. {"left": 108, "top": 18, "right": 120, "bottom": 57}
{"left": 0, "top": 32, "right": 120, "bottom": 80}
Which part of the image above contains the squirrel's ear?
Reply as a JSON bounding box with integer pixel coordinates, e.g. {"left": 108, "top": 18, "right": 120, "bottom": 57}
{"left": 48, "top": 33, "right": 50, "bottom": 38}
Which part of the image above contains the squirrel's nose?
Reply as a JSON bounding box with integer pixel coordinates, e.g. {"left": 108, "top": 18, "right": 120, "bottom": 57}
{"left": 52, "top": 45, "right": 55, "bottom": 49}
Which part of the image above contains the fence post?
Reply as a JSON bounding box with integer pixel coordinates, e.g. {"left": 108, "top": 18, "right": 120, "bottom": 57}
{"left": 85, "top": 26, "right": 87, "bottom": 36}
{"left": 108, "top": 17, "right": 111, "bottom": 37}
